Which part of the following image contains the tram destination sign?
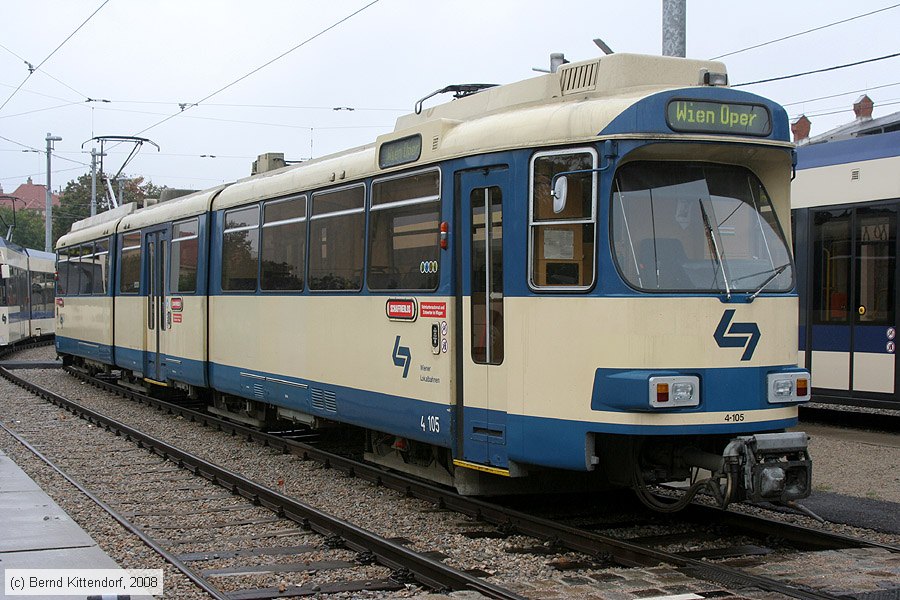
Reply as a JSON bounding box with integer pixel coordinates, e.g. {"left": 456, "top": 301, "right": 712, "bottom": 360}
{"left": 666, "top": 100, "right": 771, "bottom": 136}
{"left": 379, "top": 134, "right": 422, "bottom": 168}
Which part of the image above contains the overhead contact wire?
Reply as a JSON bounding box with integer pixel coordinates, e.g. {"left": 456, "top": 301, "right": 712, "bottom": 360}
{"left": 132, "top": 0, "right": 382, "bottom": 137}
{"left": 733, "top": 52, "right": 900, "bottom": 87}
{"left": 711, "top": 3, "right": 900, "bottom": 60}
{"left": 0, "top": 0, "right": 109, "bottom": 113}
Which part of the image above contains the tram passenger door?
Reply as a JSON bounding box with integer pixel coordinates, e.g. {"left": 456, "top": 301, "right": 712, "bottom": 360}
{"left": 143, "top": 228, "right": 169, "bottom": 383}
{"left": 807, "top": 206, "right": 897, "bottom": 400}
{"left": 458, "top": 167, "right": 509, "bottom": 468}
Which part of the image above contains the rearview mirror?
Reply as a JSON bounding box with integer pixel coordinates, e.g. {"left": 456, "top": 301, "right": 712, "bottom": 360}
{"left": 551, "top": 176, "right": 568, "bottom": 214}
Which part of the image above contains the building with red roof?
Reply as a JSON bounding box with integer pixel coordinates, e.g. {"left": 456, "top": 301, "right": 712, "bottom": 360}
{"left": 0, "top": 177, "right": 60, "bottom": 213}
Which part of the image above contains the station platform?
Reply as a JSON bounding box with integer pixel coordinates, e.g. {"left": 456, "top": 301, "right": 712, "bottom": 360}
{"left": 0, "top": 449, "right": 136, "bottom": 599}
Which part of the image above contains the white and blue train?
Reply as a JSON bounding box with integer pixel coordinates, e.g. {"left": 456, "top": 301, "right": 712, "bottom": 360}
{"left": 0, "top": 238, "right": 55, "bottom": 346}
{"left": 793, "top": 131, "right": 899, "bottom": 410}
{"left": 55, "top": 53, "right": 812, "bottom": 509}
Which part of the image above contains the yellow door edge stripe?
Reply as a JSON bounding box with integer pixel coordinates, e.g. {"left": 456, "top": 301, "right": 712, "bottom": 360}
{"left": 453, "top": 459, "right": 510, "bottom": 477}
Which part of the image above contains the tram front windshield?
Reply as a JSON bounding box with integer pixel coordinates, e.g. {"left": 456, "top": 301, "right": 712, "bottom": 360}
{"left": 612, "top": 161, "right": 793, "bottom": 294}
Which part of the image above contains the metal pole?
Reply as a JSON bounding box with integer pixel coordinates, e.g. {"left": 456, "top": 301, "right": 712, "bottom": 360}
{"left": 45, "top": 133, "right": 62, "bottom": 252}
{"left": 90, "top": 148, "right": 98, "bottom": 217}
{"left": 662, "top": 0, "right": 686, "bottom": 57}
{"left": 550, "top": 53, "right": 566, "bottom": 73}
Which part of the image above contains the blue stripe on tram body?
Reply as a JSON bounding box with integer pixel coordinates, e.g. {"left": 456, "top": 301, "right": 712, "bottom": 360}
{"left": 208, "top": 362, "right": 454, "bottom": 449}
{"left": 56, "top": 336, "right": 114, "bottom": 365}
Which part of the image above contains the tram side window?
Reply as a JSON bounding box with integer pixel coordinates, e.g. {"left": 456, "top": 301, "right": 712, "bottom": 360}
{"left": 31, "top": 272, "right": 42, "bottom": 312}
{"left": 67, "top": 246, "right": 84, "bottom": 295}
{"left": 261, "top": 196, "right": 306, "bottom": 291}
{"left": 857, "top": 209, "right": 895, "bottom": 323}
{"left": 171, "top": 218, "right": 200, "bottom": 293}
{"left": 7, "top": 266, "right": 27, "bottom": 312}
{"left": 309, "top": 186, "right": 365, "bottom": 291}
{"left": 19, "top": 268, "right": 28, "bottom": 312}
{"left": 368, "top": 170, "right": 440, "bottom": 291}
{"left": 29, "top": 273, "right": 40, "bottom": 313}
{"left": 91, "top": 238, "right": 110, "bottom": 295}
{"left": 119, "top": 232, "right": 142, "bottom": 294}
{"left": 812, "top": 210, "right": 851, "bottom": 323}
{"left": 5, "top": 267, "right": 16, "bottom": 308}
{"left": 4, "top": 266, "right": 15, "bottom": 309}
{"left": 76, "top": 242, "right": 96, "bottom": 295}
{"left": 56, "top": 249, "right": 70, "bottom": 296}
{"left": 222, "top": 206, "right": 260, "bottom": 292}
{"left": 31, "top": 272, "right": 53, "bottom": 315}
{"left": 530, "top": 150, "right": 596, "bottom": 289}
{"left": 65, "top": 244, "right": 86, "bottom": 296}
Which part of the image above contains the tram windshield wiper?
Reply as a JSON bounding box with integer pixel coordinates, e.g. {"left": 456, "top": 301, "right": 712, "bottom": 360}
{"left": 698, "top": 198, "right": 731, "bottom": 300}
{"left": 749, "top": 263, "right": 790, "bottom": 301}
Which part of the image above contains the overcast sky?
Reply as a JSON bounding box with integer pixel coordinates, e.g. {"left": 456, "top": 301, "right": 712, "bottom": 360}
{"left": 2, "top": 0, "right": 898, "bottom": 194}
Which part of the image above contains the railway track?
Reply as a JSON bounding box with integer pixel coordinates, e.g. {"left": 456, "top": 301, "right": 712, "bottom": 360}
{"left": 0, "top": 364, "right": 525, "bottom": 600}
{"left": 799, "top": 403, "right": 900, "bottom": 434}
{"left": 2, "top": 355, "right": 898, "bottom": 600}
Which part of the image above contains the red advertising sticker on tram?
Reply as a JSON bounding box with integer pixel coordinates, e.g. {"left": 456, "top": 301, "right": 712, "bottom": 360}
{"left": 172, "top": 313, "right": 183, "bottom": 323}
{"left": 420, "top": 302, "right": 447, "bottom": 319}
{"left": 386, "top": 299, "right": 417, "bottom": 321}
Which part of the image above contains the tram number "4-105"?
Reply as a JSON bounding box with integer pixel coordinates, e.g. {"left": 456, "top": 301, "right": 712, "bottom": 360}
{"left": 420, "top": 415, "right": 440, "bottom": 433}
{"left": 724, "top": 413, "right": 745, "bottom": 422}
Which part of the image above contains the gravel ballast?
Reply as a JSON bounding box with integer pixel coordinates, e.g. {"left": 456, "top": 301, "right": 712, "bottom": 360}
{"left": 2, "top": 346, "right": 898, "bottom": 599}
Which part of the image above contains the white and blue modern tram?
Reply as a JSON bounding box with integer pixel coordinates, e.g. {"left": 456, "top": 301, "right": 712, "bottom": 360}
{"left": 0, "top": 238, "right": 55, "bottom": 345}
{"left": 793, "top": 131, "right": 899, "bottom": 409}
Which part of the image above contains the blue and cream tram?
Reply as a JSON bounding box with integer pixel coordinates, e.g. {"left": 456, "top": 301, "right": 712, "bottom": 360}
{"left": 56, "top": 53, "right": 812, "bottom": 509}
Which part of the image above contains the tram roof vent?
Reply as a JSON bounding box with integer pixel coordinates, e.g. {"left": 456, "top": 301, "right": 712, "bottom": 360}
{"left": 158, "top": 188, "right": 199, "bottom": 203}
{"left": 252, "top": 152, "right": 287, "bottom": 175}
{"left": 559, "top": 60, "right": 600, "bottom": 95}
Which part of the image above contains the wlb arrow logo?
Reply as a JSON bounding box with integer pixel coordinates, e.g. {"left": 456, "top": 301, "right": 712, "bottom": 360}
{"left": 714, "top": 309, "right": 760, "bottom": 361}
{"left": 392, "top": 336, "right": 411, "bottom": 378}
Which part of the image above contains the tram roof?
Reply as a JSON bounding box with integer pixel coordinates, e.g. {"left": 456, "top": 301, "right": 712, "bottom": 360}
{"left": 213, "top": 53, "right": 730, "bottom": 211}
{"left": 62, "top": 52, "right": 769, "bottom": 237}
{"left": 118, "top": 185, "right": 228, "bottom": 232}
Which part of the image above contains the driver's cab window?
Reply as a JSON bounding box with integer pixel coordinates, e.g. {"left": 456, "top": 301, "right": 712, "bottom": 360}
{"left": 529, "top": 149, "right": 597, "bottom": 290}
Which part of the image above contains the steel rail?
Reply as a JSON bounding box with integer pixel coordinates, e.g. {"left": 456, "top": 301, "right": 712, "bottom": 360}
{"left": 0, "top": 419, "right": 230, "bottom": 600}
{"left": 53, "top": 368, "right": 900, "bottom": 600}
{"left": 0, "top": 366, "right": 527, "bottom": 600}
{"left": 0, "top": 336, "right": 54, "bottom": 358}
{"left": 799, "top": 404, "right": 900, "bottom": 434}
{"left": 680, "top": 502, "right": 900, "bottom": 553}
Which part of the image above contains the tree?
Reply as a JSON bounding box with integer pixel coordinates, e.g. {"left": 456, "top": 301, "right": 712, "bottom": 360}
{"left": 53, "top": 174, "right": 167, "bottom": 245}
{"left": 0, "top": 207, "right": 45, "bottom": 250}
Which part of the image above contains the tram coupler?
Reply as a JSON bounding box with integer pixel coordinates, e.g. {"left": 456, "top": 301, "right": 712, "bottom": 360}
{"left": 722, "top": 432, "right": 811, "bottom": 504}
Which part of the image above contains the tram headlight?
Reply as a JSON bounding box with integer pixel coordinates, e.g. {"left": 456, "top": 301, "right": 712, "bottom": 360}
{"left": 700, "top": 69, "right": 728, "bottom": 86}
{"left": 649, "top": 375, "right": 700, "bottom": 408}
{"left": 773, "top": 379, "right": 793, "bottom": 397}
{"left": 672, "top": 382, "right": 695, "bottom": 403}
{"left": 767, "top": 372, "right": 811, "bottom": 404}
